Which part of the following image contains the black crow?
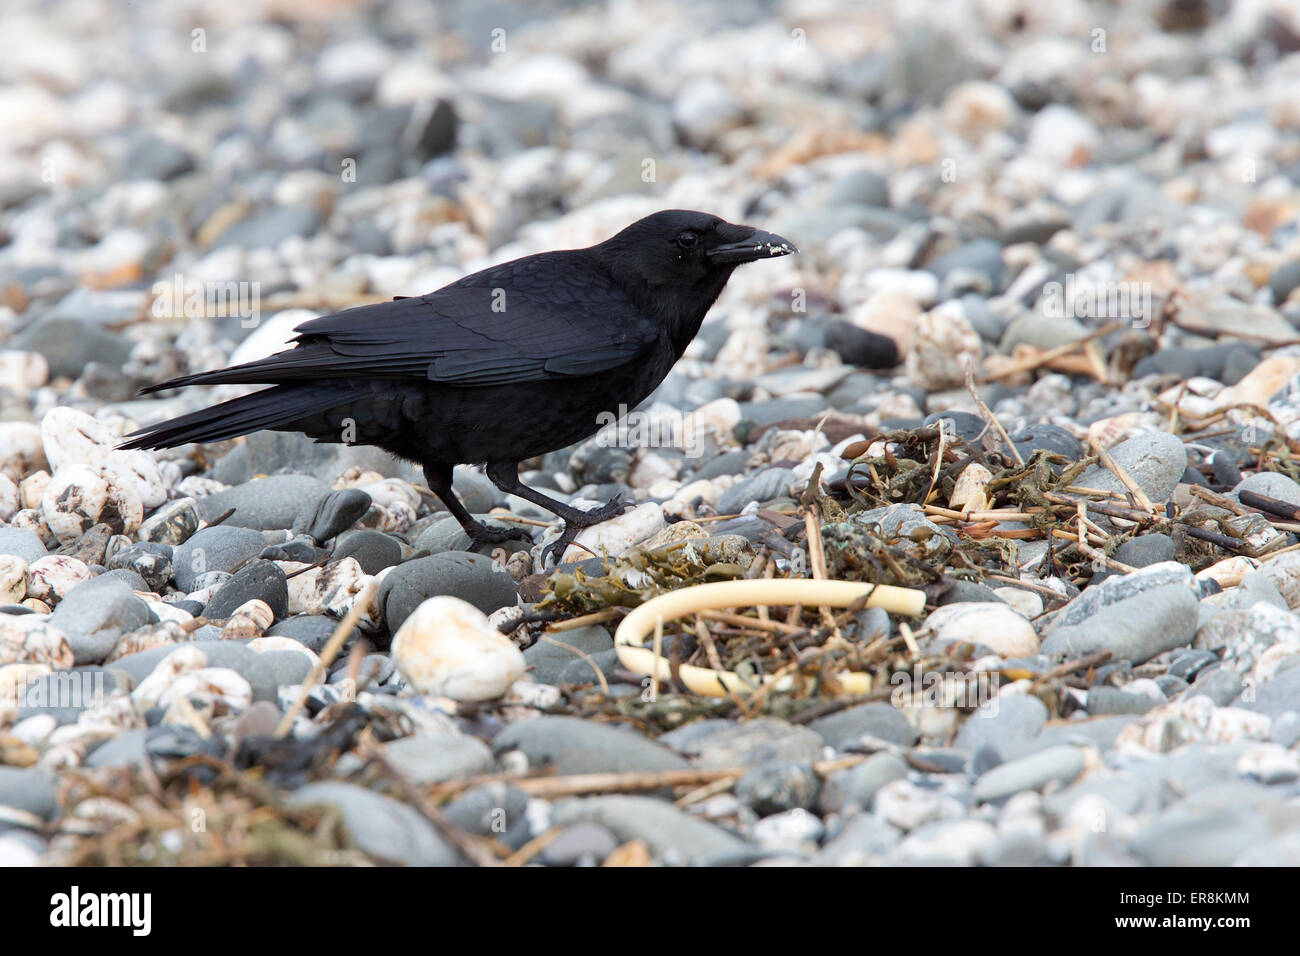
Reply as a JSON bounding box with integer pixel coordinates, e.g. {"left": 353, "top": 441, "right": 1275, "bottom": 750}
{"left": 122, "top": 210, "right": 796, "bottom": 564}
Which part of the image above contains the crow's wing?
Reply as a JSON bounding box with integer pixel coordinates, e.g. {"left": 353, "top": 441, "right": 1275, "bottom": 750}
{"left": 144, "top": 251, "right": 658, "bottom": 391}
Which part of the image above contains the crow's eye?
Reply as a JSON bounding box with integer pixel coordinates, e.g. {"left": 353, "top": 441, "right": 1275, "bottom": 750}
{"left": 675, "top": 230, "right": 698, "bottom": 249}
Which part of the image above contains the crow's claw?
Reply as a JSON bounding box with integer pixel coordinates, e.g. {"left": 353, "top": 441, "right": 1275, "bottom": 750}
{"left": 466, "top": 522, "right": 533, "bottom": 548}
{"left": 539, "top": 495, "right": 629, "bottom": 568}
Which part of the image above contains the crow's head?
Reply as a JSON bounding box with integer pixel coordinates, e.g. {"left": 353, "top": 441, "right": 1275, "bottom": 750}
{"left": 599, "top": 209, "right": 796, "bottom": 289}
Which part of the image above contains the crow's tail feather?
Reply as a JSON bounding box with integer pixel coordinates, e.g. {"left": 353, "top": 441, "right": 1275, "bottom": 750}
{"left": 119, "top": 384, "right": 364, "bottom": 450}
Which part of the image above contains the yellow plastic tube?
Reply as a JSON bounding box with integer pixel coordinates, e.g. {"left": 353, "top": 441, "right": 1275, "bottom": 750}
{"left": 613, "top": 578, "right": 927, "bottom": 698}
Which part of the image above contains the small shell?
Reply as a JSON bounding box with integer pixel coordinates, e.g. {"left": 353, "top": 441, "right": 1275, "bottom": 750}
{"left": 0, "top": 555, "right": 27, "bottom": 604}
{"left": 949, "top": 462, "right": 993, "bottom": 514}
{"left": 20, "top": 598, "right": 51, "bottom": 614}
{"left": 25, "top": 554, "right": 91, "bottom": 605}
{"left": 175, "top": 476, "right": 227, "bottom": 499}
{"left": 358, "top": 477, "right": 421, "bottom": 512}
{"left": 286, "top": 557, "right": 369, "bottom": 616}
{"left": 105, "top": 619, "right": 191, "bottom": 663}
{"left": 219, "top": 599, "right": 273, "bottom": 640}
{"left": 360, "top": 501, "right": 416, "bottom": 533}
{"left": 161, "top": 668, "right": 252, "bottom": 714}
{"left": 131, "top": 645, "right": 209, "bottom": 711}
{"left": 0, "top": 616, "right": 73, "bottom": 668}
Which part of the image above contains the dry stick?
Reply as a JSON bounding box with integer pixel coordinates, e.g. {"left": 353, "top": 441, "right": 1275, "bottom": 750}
{"left": 503, "top": 826, "right": 563, "bottom": 867}
{"left": 650, "top": 613, "right": 664, "bottom": 701}
{"left": 1095, "top": 446, "right": 1155, "bottom": 513}
{"left": 693, "top": 615, "right": 725, "bottom": 673}
{"left": 699, "top": 609, "right": 804, "bottom": 635}
{"left": 1238, "top": 489, "right": 1300, "bottom": 521}
{"left": 1189, "top": 485, "right": 1256, "bottom": 517}
{"left": 547, "top": 607, "right": 622, "bottom": 632}
{"left": 1038, "top": 649, "right": 1113, "bottom": 681}
{"left": 924, "top": 504, "right": 1041, "bottom": 521}
{"left": 803, "top": 508, "right": 840, "bottom": 637}
{"left": 982, "top": 573, "right": 1069, "bottom": 602}
{"left": 274, "top": 577, "right": 379, "bottom": 738}
{"left": 1042, "top": 492, "right": 1152, "bottom": 523}
{"left": 965, "top": 358, "right": 1025, "bottom": 467}
{"left": 1062, "top": 485, "right": 1130, "bottom": 499}
{"left": 982, "top": 320, "right": 1125, "bottom": 382}
{"left": 1182, "top": 524, "right": 1251, "bottom": 554}
{"left": 676, "top": 774, "right": 743, "bottom": 808}
{"left": 539, "top": 635, "right": 610, "bottom": 694}
{"left": 1168, "top": 380, "right": 1188, "bottom": 434}
{"left": 924, "top": 420, "right": 948, "bottom": 503}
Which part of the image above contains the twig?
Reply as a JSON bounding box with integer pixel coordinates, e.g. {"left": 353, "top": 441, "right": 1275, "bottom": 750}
{"left": 539, "top": 635, "right": 609, "bottom": 694}
{"left": 982, "top": 320, "right": 1124, "bottom": 382}
{"left": 965, "top": 357, "right": 1025, "bottom": 467}
{"left": 274, "top": 578, "right": 378, "bottom": 738}
{"left": 1095, "top": 446, "right": 1155, "bottom": 513}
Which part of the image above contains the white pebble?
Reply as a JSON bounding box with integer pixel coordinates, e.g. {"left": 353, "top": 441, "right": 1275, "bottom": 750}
{"left": 391, "top": 595, "right": 525, "bottom": 702}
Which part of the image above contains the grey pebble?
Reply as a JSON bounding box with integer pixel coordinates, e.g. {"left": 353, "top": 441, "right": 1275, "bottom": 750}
{"left": 493, "top": 715, "right": 687, "bottom": 775}
{"left": 289, "top": 781, "right": 462, "bottom": 866}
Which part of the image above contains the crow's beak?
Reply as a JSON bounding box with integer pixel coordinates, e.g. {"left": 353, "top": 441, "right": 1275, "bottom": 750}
{"left": 706, "top": 228, "right": 798, "bottom": 265}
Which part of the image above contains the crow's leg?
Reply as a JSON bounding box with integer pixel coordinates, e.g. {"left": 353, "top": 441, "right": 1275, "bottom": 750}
{"left": 485, "top": 460, "right": 629, "bottom": 566}
{"left": 422, "top": 462, "right": 531, "bottom": 547}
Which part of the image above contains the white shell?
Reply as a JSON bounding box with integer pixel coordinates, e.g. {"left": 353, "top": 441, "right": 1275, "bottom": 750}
{"left": 25, "top": 555, "right": 91, "bottom": 605}
{"left": 358, "top": 477, "right": 421, "bottom": 512}
{"left": 391, "top": 595, "right": 525, "bottom": 701}
{"left": 160, "top": 668, "right": 252, "bottom": 713}
{"left": 130, "top": 645, "right": 209, "bottom": 710}
{"left": 219, "top": 599, "right": 274, "bottom": 639}
{"left": 923, "top": 602, "right": 1040, "bottom": 658}
{"left": 105, "top": 620, "right": 190, "bottom": 663}
{"left": 285, "top": 557, "right": 371, "bottom": 616}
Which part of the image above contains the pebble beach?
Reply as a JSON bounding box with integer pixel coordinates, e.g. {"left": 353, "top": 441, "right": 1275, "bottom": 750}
{"left": 2, "top": 0, "right": 1300, "bottom": 867}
